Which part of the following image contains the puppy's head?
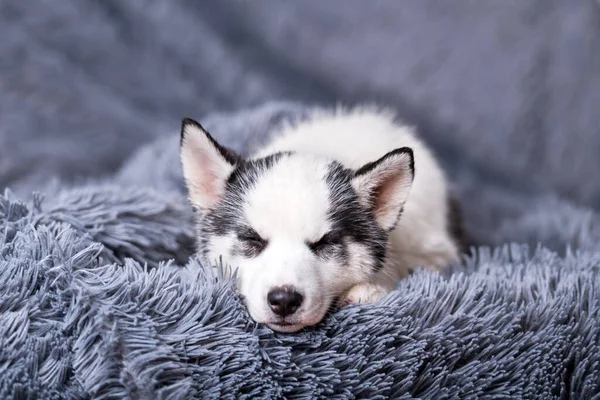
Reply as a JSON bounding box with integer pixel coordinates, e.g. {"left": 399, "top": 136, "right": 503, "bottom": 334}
{"left": 180, "top": 119, "right": 414, "bottom": 332}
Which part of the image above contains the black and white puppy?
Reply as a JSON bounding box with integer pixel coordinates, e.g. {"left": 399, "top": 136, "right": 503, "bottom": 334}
{"left": 180, "top": 107, "right": 462, "bottom": 332}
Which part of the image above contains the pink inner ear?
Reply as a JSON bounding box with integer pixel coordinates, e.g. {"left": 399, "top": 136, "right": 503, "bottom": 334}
{"left": 197, "top": 170, "right": 220, "bottom": 205}
{"left": 187, "top": 142, "right": 226, "bottom": 208}
{"left": 373, "top": 168, "right": 406, "bottom": 218}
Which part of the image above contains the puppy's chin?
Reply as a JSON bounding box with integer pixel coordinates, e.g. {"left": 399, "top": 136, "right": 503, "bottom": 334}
{"left": 263, "top": 303, "right": 332, "bottom": 333}
{"left": 267, "top": 322, "right": 306, "bottom": 333}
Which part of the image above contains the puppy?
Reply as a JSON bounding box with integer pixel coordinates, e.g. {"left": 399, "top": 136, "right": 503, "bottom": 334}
{"left": 180, "top": 107, "right": 463, "bottom": 332}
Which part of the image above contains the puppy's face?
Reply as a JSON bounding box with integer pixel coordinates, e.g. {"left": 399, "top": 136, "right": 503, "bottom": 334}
{"left": 180, "top": 119, "right": 414, "bottom": 332}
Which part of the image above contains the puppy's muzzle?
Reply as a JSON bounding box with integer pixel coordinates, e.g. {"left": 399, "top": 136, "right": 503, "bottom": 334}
{"left": 267, "top": 285, "right": 303, "bottom": 317}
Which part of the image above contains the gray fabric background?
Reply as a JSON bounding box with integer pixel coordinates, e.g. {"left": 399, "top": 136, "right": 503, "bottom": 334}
{"left": 1, "top": 1, "right": 600, "bottom": 398}
{"left": 2, "top": 0, "right": 600, "bottom": 208}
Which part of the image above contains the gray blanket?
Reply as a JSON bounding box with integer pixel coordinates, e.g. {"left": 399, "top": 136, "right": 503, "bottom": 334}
{"left": 1, "top": 1, "right": 600, "bottom": 399}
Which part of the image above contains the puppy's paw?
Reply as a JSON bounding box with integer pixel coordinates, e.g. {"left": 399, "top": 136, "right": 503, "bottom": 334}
{"left": 338, "top": 283, "right": 389, "bottom": 306}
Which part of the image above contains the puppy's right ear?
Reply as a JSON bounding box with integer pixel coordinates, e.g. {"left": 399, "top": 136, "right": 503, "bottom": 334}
{"left": 180, "top": 118, "right": 239, "bottom": 210}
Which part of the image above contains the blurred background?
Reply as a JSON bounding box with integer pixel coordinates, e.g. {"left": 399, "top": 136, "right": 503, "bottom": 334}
{"left": 1, "top": 1, "right": 599, "bottom": 248}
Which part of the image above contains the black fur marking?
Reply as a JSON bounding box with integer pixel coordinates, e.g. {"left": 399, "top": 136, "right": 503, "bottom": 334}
{"left": 354, "top": 147, "right": 415, "bottom": 179}
{"left": 180, "top": 118, "right": 242, "bottom": 165}
{"left": 226, "top": 151, "right": 293, "bottom": 189}
{"left": 307, "top": 231, "right": 342, "bottom": 252}
{"left": 196, "top": 152, "right": 292, "bottom": 256}
{"left": 235, "top": 226, "right": 268, "bottom": 258}
{"left": 448, "top": 194, "right": 469, "bottom": 254}
{"left": 324, "top": 162, "right": 388, "bottom": 271}
{"left": 306, "top": 231, "right": 346, "bottom": 261}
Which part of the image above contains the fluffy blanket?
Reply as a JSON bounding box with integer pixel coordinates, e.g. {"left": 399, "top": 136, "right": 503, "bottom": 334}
{"left": 2, "top": 104, "right": 600, "bottom": 399}
{"left": 2, "top": 1, "right": 600, "bottom": 399}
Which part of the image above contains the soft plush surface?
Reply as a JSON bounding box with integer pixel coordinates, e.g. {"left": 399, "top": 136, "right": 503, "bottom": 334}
{"left": 2, "top": 103, "right": 600, "bottom": 399}
{"left": 2, "top": 1, "right": 600, "bottom": 399}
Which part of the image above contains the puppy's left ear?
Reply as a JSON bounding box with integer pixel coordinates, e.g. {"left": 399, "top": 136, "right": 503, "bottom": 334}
{"left": 352, "top": 147, "right": 415, "bottom": 231}
{"left": 180, "top": 118, "right": 241, "bottom": 210}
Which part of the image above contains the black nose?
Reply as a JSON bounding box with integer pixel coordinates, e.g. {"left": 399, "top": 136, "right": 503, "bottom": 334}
{"left": 267, "top": 286, "right": 303, "bottom": 317}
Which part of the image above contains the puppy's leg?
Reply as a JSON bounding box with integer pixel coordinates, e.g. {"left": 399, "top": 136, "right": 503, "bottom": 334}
{"left": 338, "top": 283, "right": 390, "bottom": 306}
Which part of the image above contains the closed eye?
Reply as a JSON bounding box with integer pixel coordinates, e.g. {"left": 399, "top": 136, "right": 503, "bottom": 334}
{"left": 307, "top": 232, "right": 341, "bottom": 253}
{"left": 237, "top": 228, "right": 268, "bottom": 253}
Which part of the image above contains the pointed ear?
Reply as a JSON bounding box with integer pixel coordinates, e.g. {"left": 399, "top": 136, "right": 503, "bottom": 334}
{"left": 352, "top": 147, "right": 415, "bottom": 231}
{"left": 180, "top": 118, "right": 240, "bottom": 210}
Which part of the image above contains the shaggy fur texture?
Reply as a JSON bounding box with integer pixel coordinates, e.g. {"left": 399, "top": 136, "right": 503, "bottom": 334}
{"left": 1, "top": 103, "right": 600, "bottom": 398}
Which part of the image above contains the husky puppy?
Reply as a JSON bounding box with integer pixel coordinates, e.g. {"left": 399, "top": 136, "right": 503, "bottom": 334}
{"left": 180, "top": 107, "right": 463, "bottom": 332}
